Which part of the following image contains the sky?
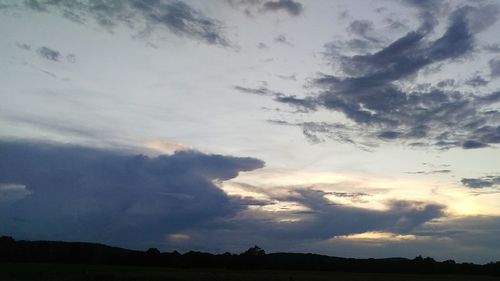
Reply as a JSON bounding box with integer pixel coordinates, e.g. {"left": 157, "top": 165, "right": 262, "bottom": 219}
{"left": 1, "top": 0, "right": 500, "bottom": 263}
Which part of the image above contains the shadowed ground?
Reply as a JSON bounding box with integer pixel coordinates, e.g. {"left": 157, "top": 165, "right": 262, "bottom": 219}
{"left": 1, "top": 263, "right": 499, "bottom": 281}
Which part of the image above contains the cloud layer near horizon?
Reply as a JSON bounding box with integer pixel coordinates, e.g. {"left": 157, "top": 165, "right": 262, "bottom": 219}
{"left": 0, "top": 141, "right": 448, "bottom": 251}
{"left": 0, "top": 141, "right": 263, "bottom": 246}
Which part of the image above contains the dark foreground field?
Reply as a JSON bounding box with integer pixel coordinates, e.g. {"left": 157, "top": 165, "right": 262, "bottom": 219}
{"left": 1, "top": 263, "right": 499, "bottom": 281}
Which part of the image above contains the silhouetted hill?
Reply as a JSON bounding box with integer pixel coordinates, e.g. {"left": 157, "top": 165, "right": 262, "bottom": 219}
{"left": 1, "top": 236, "right": 499, "bottom": 276}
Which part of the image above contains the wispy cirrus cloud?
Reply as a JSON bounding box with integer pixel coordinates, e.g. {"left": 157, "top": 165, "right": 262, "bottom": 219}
{"left": 226, "top": 0, "right": 303, "bottom": 17}
{"left": 235, "top": 86, "right": 317, "bottom": 113}
{"left": 18, "top": 0, "right": 231, "bottom": 46}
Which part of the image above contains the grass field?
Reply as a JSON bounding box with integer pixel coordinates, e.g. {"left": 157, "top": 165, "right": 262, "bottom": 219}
{"left": 1, "top": 263, "right": 499, "bottom": 281}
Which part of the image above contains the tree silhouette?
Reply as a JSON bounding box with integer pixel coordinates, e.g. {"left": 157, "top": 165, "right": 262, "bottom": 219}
{"left": 240, "top": 245, "right": 265, "bottom": 256}
{"left": 146, "top": 248, "right": 160, "bottom": 255}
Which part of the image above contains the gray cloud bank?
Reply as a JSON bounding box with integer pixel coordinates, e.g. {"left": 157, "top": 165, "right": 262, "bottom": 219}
{"left": 0, "top": 141, "right": 263, "bottom": 248}
{"left": 0, "top": 141, "right": 447, "bottom": 251}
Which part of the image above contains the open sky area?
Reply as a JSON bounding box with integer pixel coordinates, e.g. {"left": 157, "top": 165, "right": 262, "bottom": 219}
{"left": 1, "top": 0, "right": 500, "bottom": 264}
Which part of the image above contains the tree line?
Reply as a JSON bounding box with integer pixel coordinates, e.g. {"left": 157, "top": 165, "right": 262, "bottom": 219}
{"left": 1, "top": 236, "right": 499, "bottom": 276}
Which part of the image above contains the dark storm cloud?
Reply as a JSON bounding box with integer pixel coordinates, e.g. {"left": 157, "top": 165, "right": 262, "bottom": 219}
{"left": 21, "top": 0, "right": 230, "bottom": 46}
{"left": 461, "top": 176, "right": 500, "bottom": 188}
{"left": 261, "top": 0, "right": 303, "bottom": 16}
{"left": 264, "top": 4, "right": 500, "bottom": 149}
{"left": 0, "top": 141, "right": 445, "bottom": 252}
{"left": 0, "top": 141, "right": 264, "bottom": 248}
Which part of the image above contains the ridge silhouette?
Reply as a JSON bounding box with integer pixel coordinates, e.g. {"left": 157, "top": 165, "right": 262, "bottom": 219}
{"left": 1, "top": 236, "right": 499, "bottom": 276}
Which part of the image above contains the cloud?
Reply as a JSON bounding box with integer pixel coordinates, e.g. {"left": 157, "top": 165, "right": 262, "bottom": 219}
{"left": 257, "top": 42, "right": 268, "bottom": 49}
{"left": 462, "top": 140, "right": 489, "bottom": 149}
{"left": 21, "top": 0, "right": 230, "bottom": 46}
{"left": 261, "top": 0, "right": 303, "bottom": 16}
{"left": 244, "top": 189, "right": 445, "bottom": 241}
{"left": 304, "top": 215, "right": 500, "bottom": 263}
{"left": 347, "top": 20, "right": 373, "bottom": 37}
{"left": 0, "top": 141, "right": 264, "bottom": 248}
{"left": 235, "top": 86, "right": 316, "bottom": 112}
{"left": 36, "top": 46, "right": 62, "bottom": 61}
{"left": 436, "top": 79, "right": 455, "bottom": 88}
{"left": 274, "top": 34, "right": 293, "bottom": 46}
{"left": 325, "top": 39, "right": 380, "bottom": 56}
{"left": 0, "top": 141, "right": 448, "bottom": 252}
{"left": 347, "top": 20, "right": 381, "bottom": 43}
{"left": 378, "top": 131, "right": 402, "bottom": 140}
{"left": 167, "top": 233, "right": 190, "bottom": 242}
{"left": 484, "top": 43, "right": 500, "bottom": 53}
{"left": 16, "top": 43, "right": 31, "bottom": 51}
{"left": 0, "top": 183, "right": 31, "bottom": 203}
{"left": 461, "top": 176, "right": 500, "bottom": 188}
{"left": 263, "top": 4, "right": 500, "bottom": 149}
{"left": 276, "top": 74, "right": 296, "bottom": 81}
{"left": 267, "top": 120, "right": 372, "bottom": 149}
{"left": 490, "top": 57, "right": 500, "bottom": 78}
{"left": 226, "top": 0, "right": 303, "bottom": 17}
{"left": 405, "top": 170, "right": 451, "bottom": 175}
{"left": 144, "top": 139, "right": 192, "bottom": 154}
{"left": 465, "top": 75, "right": 489, "bottom": 87}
